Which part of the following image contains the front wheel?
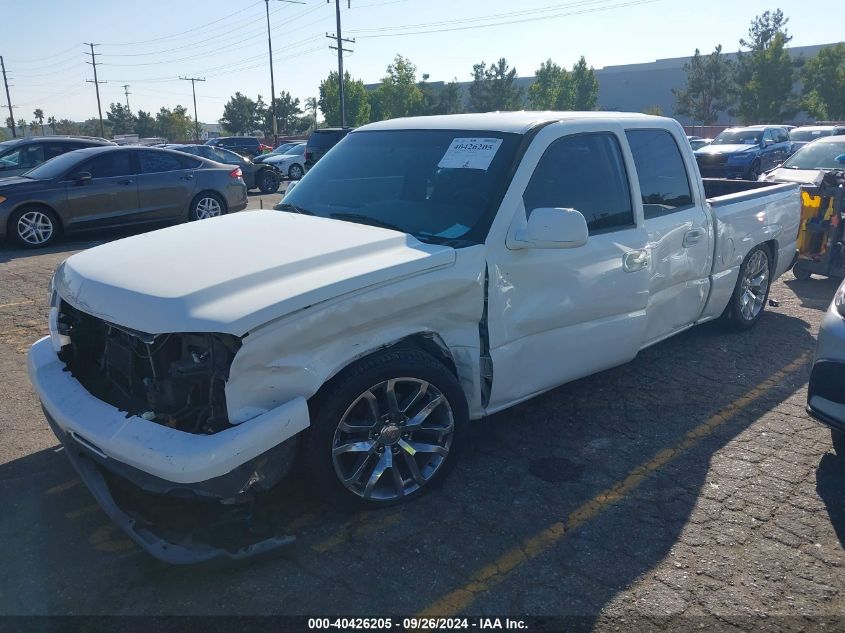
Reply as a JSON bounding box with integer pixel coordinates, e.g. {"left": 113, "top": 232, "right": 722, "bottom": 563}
{"left": 304, "top": 348, "right": 467, "bottom": 508}
{"left": 257, "top": 169, "right": 280, "bottom": 194}
{"left": 288, "top": 164, "right": 304, "bottom": 181}
{"left": 10, "top": 206, "right": 60, "bottom": 248}
{"left": 721, "top": 244, "right": 772, "bottom": 330}
{"left": 189, "top": 193, "right": 226, "bottom": 221}
{"left": 746, "top": 159, "right": 762, "bottom": 181}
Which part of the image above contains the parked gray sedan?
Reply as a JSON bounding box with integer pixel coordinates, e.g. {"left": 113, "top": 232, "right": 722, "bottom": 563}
{"left": 808, "top": 279, "right": 845, "bottom": 456}
{"left": 0, "top": 146, "right": 248, "bottom": 248}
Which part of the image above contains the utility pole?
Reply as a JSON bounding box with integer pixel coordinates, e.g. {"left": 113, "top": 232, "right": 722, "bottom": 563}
{"left": 264, "top": 0, "right": 304, "bottom": 146}
{"left": 121, "top": 84, "right": 131, "bottom": 111}
{"left": 327, "top": 0, "right": 354, "bottom": 128}
{"left": 180, "top": 76, "right": 205, "bottom": 142}
{"left": 0, "top": 56, "right": 15, "bottom": 138}
{"left": 84, "top": 43, "right": 106, "bottom": 137}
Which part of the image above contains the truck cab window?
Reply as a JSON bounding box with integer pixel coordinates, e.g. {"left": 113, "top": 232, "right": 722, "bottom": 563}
{"left": 626, "top": 129, "right": 693, "bottom": 219}
{"left": 523, "top": 132, "right": 633, "bottom": 234}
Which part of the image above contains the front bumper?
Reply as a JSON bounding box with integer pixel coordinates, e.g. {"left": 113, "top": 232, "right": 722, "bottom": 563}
{"left": 808, "top": 304, "right": 845, "bottom": 433}
{"left": 28, "top": 336, "right": 311, "bottom": 563}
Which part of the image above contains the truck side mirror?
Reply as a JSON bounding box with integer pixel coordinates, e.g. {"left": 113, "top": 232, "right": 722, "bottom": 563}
{"left": 508, "top": 207, "right": 589, "bottom": 250}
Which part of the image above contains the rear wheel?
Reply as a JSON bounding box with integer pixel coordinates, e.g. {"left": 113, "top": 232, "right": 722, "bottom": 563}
{"left": 10, "top": 206, "right": 60, "bottom": 248}
{"left": 257, "top": 169, "right": 280, "bottom": 194}
{"left": 189, "top": 192, "right": 226, "bottom": 221}
{"left": 304, "top": 348, "right": 467, "bottom": 508}
{"left": 721, "top": 244, "right": 772, "bottom": 330}
{"left": 288, "top": 164, "right": 304, "bottom": 181}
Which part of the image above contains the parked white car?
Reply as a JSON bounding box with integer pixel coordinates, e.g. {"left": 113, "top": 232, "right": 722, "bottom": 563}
{"left": 29, "top": 112, "right": 801, "bottom": 562}
{"left": 263, "top": 143, "right": 306, "bottom": 180}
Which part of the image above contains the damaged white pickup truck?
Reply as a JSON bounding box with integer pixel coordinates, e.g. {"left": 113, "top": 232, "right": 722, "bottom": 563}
{"left": 29, "top": 112, "right": 800, "bottom": 563}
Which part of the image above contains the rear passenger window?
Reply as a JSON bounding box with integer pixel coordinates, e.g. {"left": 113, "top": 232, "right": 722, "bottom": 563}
{"left": 84, "top": 152, "right": 133, "bottom": 178}
{"left": 523, "top": 133, "right": 633, "bottom": 234}
{"left": 176, "top": 154, "right": 202, "bottom": 169}
{"left": 139, "top": 151, "right": 184, "bottom": 173}
{"left": 626, "top": 129, "right": 693, "bottom": 219}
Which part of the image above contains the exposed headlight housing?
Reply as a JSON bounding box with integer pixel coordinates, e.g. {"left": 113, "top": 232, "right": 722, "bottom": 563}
{"left": 835, "top": 282, "right": 845, "bottom": 319}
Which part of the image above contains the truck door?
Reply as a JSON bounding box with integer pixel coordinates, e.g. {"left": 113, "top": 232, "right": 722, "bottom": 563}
{"left": 625, "top": 128, "right": 713, "bottom": 346}
{"left": 484, "top": 122, "right": 650, "bottom": 412}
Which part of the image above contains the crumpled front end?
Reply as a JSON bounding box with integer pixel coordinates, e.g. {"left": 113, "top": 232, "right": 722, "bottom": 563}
{"left": 28, "top": 290, "right": 311, "bottom": 563}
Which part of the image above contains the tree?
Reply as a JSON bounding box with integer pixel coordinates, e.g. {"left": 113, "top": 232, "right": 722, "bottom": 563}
{"left": 265, "top": 91, "right": 304, "bottom": 135}
{"left": 33, "top": 109, "right": 45, "bottom": 135}
{"left": 417, "top": 76, "right": 463, "bottom": 116}
{"left": 304, "top": 96, "right": 318, "bottom": 131}
{"left": 16, "top": 119, "right": 27, "bottom": 136}
{"left": 528, "top": 59, "right": 572, "bottom": 110}
{"left": 468, "top": 58, "right": 523, "bottom": 112}
{"left": 643, "top": 105, "right": 664, "bottom": 116}
{"left": 47, "top": 116, "right": 57, "bottom": 133}
{"left": 81, "top": 118, "right": 112, "bottom": 137}
{"left": 135, "top": 110, "right": 156, "bottom": 137}
{"left": 155, "top": 105, "right": 193, "bottom": 142}
{"left": 54, "top": 119, "right": 80, "bottom": 135}
{"left": 570, "top": 56, "right": 599, "bottom": 110}
{"left": 219, "top": 92, "right": 260, "bottom": 134}
{"left": 673, "top": 46, "right": 735, "bottom": 125}
{"left": 802, "top": 43, "right": 845, "bottom": 121}
{"left": 106, "top": 103, "right": 136, "bottom": 135}
{"left": 318, "top": 71, "right": 371, "bottom": 127}
{"left": 732, "top": 9, "right": 799, "bottom": 123}
{"left": 372, "top": 55, "right": 424, "bottom": 121}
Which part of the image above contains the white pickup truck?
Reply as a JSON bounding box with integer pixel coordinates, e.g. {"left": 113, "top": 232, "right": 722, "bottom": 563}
{"left": 29, "top": 112, "right": 800, "bottom": 562}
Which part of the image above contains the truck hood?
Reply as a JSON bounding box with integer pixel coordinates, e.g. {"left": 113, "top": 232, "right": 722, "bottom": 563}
{"left": 54, "top": 211, "right": 455, "bottom": 335}
{"left": 696, "top": 144, "right": 757, "bottom": 156}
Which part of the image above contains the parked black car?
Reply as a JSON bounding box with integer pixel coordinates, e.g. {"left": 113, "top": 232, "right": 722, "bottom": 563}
{"left": 0, "top": 146, "right": 247, "bottom": 248}
{"left": 0, "top": 136, "right": 113, "bottom": 179}
{"left": 304, "top": 128, "right": 352, "bottom": 170}
{"left": 165, "top": 144, "right": 280, "bottom": 193}
{"left": 204, "top": 136, "right": 262, "bottom": 158}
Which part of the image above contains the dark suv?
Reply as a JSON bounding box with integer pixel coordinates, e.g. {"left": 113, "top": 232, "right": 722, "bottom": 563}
{"left": 0, "top": 136, "right": 113, "bottom": 179}
{"left": 304, "top": 128, "right": 352, "bottom": 170}
{"left": 694, "top": 125, "right": 792, "bottom": 180}
{"left": 204, "top": 136, "right": 262, "bottom": 158}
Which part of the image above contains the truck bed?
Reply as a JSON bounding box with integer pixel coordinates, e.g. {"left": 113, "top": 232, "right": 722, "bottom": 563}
{"left": 702, "top": 178, "right": 796, "bottom": 205}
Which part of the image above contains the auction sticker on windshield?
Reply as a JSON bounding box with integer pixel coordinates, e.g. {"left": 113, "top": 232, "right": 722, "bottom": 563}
{"left": 438, "top": 138, "right": 503, "bottom": 170}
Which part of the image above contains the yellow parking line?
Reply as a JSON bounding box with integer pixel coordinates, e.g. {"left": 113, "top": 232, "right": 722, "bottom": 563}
{"left": 418, "top": 352, "right": 811, "bottom": 617}
{"left": 0, "top": 300, "right": 35, "bottom": 310}
{"left": 312, "top": 511, "right": 404, "bottom": 554}
{"left": 46, "top": 478, "right": 80, "bottom": 495}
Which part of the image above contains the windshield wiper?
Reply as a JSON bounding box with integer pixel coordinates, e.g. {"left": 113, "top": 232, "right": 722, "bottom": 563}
{"left": 274, "top": 202, "right": 313, "bottom": 215}
{"left": 329, "top": 212, "right": 406, "bottom": 233}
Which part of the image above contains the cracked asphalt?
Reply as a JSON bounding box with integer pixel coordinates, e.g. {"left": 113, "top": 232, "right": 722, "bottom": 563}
{"left": 1, "top": 223, "right": 843, "bottom": 631}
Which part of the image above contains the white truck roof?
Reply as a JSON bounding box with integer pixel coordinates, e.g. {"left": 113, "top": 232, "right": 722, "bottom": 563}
{"left": 359, "top": 111, "right": 670, "bottom": 135}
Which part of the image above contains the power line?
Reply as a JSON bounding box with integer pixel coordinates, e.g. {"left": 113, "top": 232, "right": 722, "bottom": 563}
{"left": 1, "top": 56, "right": 15, "bottom": 137}
{"left": 327, "top": 0, "right": 354, "bottom": 127}
{"left": 179, "top": 76, "right": 205, "bottom": 141}
{"left": 84, "top": 43, "right": 106, "bottom": 137}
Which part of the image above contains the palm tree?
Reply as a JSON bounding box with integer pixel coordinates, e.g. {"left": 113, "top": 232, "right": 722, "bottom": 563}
{"left": 16, "top": 118, "right": 27, "bottom": 136}
{"left": 305, "top": 96, "right": 318, "bottom": 132}
{"left": 33, "top": 109, "right": 45, "bottom": 135}
{"left": 47, "top": 116, "right": 57, "bottom": 134}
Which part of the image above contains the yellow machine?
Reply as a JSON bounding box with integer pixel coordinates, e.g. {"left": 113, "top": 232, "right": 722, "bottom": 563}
{"left": 793, "top": 175, "right": 845, "bottom": 280}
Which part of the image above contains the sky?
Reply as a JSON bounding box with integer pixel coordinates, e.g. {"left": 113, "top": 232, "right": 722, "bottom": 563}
{"left": 1, "top": 0, "right": 841, "bottom": 125}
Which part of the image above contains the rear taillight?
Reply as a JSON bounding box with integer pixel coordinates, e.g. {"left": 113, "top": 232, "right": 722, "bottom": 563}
{"left": 229, "top": 167, "right": 243, "bottom": 179}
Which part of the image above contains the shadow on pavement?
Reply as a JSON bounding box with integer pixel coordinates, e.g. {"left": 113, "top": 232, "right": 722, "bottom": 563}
{"left": 0, "top": 309, "right": 818, "bottom": 617}
{"left": 816, "top": 451, "right": 845, "bottom": 549}
{"left": 784, "top": 275, "right": 842, "bottom": 312}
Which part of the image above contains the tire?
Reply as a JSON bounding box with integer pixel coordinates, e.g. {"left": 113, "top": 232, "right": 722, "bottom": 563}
{"left": 746, "top": 159, "right": 762, "bottom": 181}
{"left": 9, "top": 205, "right": 60, "bottom": 248}
{"left": 792, "top": 261, "right": 812, "bottom": 280}
{"left": 721, "top": 244, "right": 772, "bottom": 331}
{"left": 257, "top": 169, "right": 280, "bottom": 194}
{"left": 189, "top": 192, "right": 226, "bottom": 221}
{"left": 833, "top": 429, "right": 845, "bottom": 457}
{"left": 288, "top": 164, "right": 304, "bottom": 181}
{"left": 303, "top": 347, "right": 468, "bottom": 509}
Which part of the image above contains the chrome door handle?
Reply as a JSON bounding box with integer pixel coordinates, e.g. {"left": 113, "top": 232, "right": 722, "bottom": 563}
{"left": 623, "top": 249, "right": 649, "bottom": 273}
{"left": 683, "top": 229, "right": 702, "bottom": 247}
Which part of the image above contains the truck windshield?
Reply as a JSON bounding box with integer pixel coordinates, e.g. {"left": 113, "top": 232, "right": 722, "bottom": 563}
{"left": 782, "top": 140, "right": 845, "bottom": 170}
{"left": 712, "top": 130, "right": 763, "bottom": 146}
{"left": 280, "top": 129, "right": 521, "bottom": 245}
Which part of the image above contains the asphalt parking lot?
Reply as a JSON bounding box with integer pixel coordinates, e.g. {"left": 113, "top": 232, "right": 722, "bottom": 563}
{"left": 1, "top": 221, "right": 843, "bottom": 629}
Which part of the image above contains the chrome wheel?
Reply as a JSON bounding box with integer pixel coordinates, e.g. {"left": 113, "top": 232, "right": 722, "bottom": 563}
{"left": 332, "top": 378, "right": 454, "bottom": 501}
{"left": 288, "top": 164, "right": 303, "bottom": 180}
{"left": 16, "top": 210, "right": 54, "bottom": 245}
{"left": 194, "top": 196, "right": 222, "bottom": 219}
{"left": 739, "top": 249, "right": 769, "bottom": 321}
